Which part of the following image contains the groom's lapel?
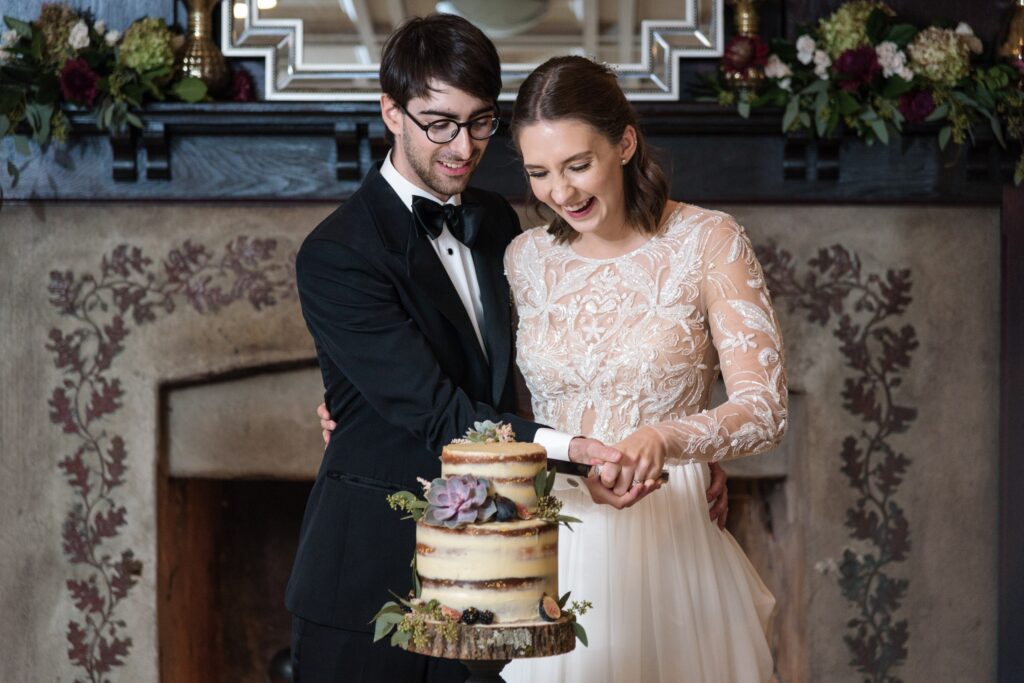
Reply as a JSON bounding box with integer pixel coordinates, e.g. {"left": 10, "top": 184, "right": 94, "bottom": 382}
{"left": 467, "top": 192, "right": 512, "bottom": 405}
{"left": 368, "top": 167, "right": 488, "bottom": 369}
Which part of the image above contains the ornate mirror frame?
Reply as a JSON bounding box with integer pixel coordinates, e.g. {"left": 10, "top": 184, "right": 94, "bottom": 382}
{"left": 220, "top": 0, "right": 724, "bottom": 101}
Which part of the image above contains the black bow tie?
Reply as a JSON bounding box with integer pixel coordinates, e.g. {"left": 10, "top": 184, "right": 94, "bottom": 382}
{"left": 412, "top": 196, "right": 483, "bottom": 248}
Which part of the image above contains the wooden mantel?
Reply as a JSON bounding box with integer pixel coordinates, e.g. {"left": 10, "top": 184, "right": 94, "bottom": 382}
{"left": 1, "top": 102, "right": 1015, "bottom": 204}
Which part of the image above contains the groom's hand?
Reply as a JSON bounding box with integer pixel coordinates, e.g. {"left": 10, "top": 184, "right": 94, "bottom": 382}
{"left": 568, "top": 437, "right": 622, "bottom": 489}
{"left": 583, "top": 474, "right": 659, "bottom": 509}
{"left": 317, "top": 402, "right": 336, "bottom": 444}
{"left": 707, "top": 462, "right": 729, "bottom": 529}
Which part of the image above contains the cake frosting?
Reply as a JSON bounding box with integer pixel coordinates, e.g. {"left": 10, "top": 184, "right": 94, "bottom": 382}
{"left": 416, "top": 441, "right": 558, "bottom": 623}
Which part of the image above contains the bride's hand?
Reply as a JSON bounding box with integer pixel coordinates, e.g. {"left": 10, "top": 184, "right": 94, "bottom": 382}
{"left": 317, "top": 402, "right": 336, "bottom": 444}
{"left": 611, "top": 425, "right": 668, "bottom": 495}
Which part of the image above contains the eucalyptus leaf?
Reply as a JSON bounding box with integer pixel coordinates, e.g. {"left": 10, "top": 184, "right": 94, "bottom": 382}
{"left": 125, "top": 112, "right": 143, "bottom": 129}
{"left": 173, "top": 77, "right": 207, "bottom": 103}
{"left": 534, "top": 469, "right": 547, "bottom": 498}
{"left": 880, "top": 76, "right": 914, "bottom": 99}
{"left": 799, "top": 79, "right": 827, "bottom": 96}
{"left": 544, "top": 468, "right": 556, "bottom": 496}
{"left": 924, "top": 103, "right": 949, "bottom": 122}
{"left": 798, "top": 111, "right": 810, "bottom": 128}
{"left": 572, "top": 621, "right": 589, "bottom": 647}
{"left": 737, "top": 99, "right": 750, "bottom": 119}
{"left": 885, "top": 23, "right": 917, "bottom": 47}
{"left": 938, "top": 125, "right": 951, "bottom": 150}
{"left": 782, "top": 97, "right": 799, "bottom": 132}
{"left": 866, "top": 9, "right": 889, "bottom": 45}
{"left": 557, "top": 591, "right": 572, "bottom": 609}
{"left": 869, "top": 119, "right": 889, "bottom": 145}
{"left": 836, "top": 91, "right": 859, "bottom": 116}
{"left": 392, "top": 628, "right": 412, "bottom": 647}
{"left": 4, "top": 16, "right": 32, "bottom": 38}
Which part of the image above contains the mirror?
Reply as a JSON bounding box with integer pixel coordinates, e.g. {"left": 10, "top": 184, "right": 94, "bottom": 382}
{"left": 221, "top": 0, "right": 724, "bottom": 100}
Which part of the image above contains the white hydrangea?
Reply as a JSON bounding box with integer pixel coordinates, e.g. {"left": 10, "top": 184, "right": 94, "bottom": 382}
{"left": 68, "top": 20, "right": 89, "bottom": 50}
{"left": 94, "top": 20, "right": 106, "bottom": 34}
{"left": 764, "top": 54, "right": 793, "bottom": 79}
{"left": 875, "top": 40, "right": 914, "bottom": 80}
{"left": 955, "top": 22, "right": 983, "bottom": 55}
{"left": 104, "top": 30, "right": 121, "bottom": 46}
{"left": 813, "top": 49, "right": 831, "bottom": 79}
{"left": 796, "top": 34, "right": 816, "bottom": 65}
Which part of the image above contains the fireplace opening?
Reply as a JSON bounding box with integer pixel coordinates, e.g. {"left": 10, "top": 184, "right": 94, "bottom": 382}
{"left": 158, "top": 476, "right": 309, "bottom": 682}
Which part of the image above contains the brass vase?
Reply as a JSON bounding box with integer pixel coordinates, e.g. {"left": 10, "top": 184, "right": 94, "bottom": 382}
{"left": 177, "top": 0, "right": 231, "bottom": 97}
{"left": 999, "top": 0, "right": 1024, "bottom": 72}
{"left": 723, "top": 0, "right": 765, "bottom": 91}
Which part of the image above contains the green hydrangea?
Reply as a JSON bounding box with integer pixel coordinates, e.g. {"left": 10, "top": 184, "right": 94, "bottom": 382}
{"left": 119, "top": 17, "right": 174, "bottom": 73}
{"left": 818, "top": 1, "right": 894, "bottom": 58}
{"left": 907, "top": 27, "right": 969, "bottom": 86}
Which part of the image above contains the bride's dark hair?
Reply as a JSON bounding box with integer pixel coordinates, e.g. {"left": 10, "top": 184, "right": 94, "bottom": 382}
{"left": 510, "top": 56, "right": 669, "bottom": 245}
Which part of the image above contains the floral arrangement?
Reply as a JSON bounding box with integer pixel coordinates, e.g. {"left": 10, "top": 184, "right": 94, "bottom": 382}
{"left": 0, "top": 4, "right": 253, "bottom": 187}
{"left": 700, "top": 1, "right": 1024, "bottom": 184}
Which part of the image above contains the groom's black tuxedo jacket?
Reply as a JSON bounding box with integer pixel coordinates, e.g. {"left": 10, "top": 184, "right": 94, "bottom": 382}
{"left": 286, "top": 163, "right": 543, "bottom": 631}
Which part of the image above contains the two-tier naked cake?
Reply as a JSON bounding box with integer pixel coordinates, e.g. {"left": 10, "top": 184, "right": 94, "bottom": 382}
{"left": 415, "top": 441, "right": 558, "bottom": 623}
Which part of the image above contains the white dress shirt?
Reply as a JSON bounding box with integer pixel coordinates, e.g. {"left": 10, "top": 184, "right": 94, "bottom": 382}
{"left": 379, "top": 153, "right": 573, "bottom": 462}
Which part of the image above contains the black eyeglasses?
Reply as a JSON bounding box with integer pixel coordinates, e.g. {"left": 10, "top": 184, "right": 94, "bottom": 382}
{"left": 398, "top": 103, "right": 500, "bottom": 144}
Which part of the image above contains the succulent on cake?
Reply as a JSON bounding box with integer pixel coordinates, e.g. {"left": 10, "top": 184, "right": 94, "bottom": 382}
{"left": 462, "top": 420, "right": 516, "bottom": 443}
{"left": 422, "top": 474, "right": 498, "bottom": 528}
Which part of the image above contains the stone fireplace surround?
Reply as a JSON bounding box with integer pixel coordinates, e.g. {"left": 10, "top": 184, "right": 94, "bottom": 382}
{"left": 0, "top": 200, "right": 1001, "bottom": 682}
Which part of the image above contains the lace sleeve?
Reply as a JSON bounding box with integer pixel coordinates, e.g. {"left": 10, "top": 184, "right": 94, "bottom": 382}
{"left": 642, "top": 215, "right": 788, "bottom": 463}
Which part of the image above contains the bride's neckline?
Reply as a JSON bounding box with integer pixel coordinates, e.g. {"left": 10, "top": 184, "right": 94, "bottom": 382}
{"left": 561, "top": 202, "right": 689, "bottom": 264}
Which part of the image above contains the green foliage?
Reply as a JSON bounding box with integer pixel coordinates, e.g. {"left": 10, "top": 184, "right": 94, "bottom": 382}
{"left": 696, "top": 1, "right": 1024, "bottom": 184}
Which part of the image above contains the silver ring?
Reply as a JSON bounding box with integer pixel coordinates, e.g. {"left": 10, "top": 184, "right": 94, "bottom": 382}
{"left": 632, "top": 478, "right": 642, "bottom": 486}
{"left": 591, "top": 463, "right": 602, "bottom": 477}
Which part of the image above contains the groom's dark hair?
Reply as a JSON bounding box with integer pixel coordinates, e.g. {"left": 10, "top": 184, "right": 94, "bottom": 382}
{"left": 379, "top": 14, "right": 502, "bottom": 109}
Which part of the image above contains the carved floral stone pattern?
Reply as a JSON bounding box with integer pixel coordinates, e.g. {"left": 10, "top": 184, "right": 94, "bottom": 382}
{"left": 46, "top": 236, "right": 913, "bottom": 681}
{"left": 47, "top": 237, "right": 296, "bottom": 682}
{"left": 759, "top": 244, "right": 917, "bottom": 683}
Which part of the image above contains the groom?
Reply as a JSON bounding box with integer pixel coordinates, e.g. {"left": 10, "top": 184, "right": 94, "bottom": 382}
{"left": 288, "top": 13, "right": 727, "bottom": 683}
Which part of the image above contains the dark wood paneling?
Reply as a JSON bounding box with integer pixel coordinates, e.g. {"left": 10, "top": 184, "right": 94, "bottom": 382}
{"left": 1, "top": 103, "right": 1013, "bottom": 204}
{"left": 1000, "top": 184, "right": 1024, "bottom": 683}
{"left": 785, "top": 1, "right": 1016, "bottom": 45}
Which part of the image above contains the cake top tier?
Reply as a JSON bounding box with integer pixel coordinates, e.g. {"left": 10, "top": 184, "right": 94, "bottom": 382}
{"left": 442, "top": 441, "right": 546, "bottom": 461}
{"left": 440, "top": 442, "right": 547, "bottom": 510}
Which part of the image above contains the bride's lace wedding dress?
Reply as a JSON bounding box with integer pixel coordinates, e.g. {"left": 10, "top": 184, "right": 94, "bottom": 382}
{"left": 502, "top": 204, "right": 787, "bottom": 683}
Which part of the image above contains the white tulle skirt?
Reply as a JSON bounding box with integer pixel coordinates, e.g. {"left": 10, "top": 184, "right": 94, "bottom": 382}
{"left": 503, "top": 461, "right": 775, "bottom": 683}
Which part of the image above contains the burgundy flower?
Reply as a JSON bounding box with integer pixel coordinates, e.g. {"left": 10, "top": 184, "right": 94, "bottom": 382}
{"left": 59, "top": 58, "right": 99, "bottom": 106}
{"left": 834, "top": 47, "right": 881, "bottom": 92}
{"left": 898, "top": 90, "right": 936, "bottom": 124}
{"left": 231, "top": 67, "right": 255, "bottom": 102}
{"left": 722, "top": 35, "right": 769, "bottom": 74}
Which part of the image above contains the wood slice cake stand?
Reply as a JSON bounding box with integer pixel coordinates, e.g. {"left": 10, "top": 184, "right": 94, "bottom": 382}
{"left": 404, "top": 616, "right": 577, "bottom": 682}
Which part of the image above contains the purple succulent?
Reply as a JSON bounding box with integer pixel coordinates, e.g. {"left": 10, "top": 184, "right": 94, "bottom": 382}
{"left": 423, "top": 475, "right": 497, "bottom": 528}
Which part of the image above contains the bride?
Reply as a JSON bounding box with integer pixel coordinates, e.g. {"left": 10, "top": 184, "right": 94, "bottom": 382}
{"left": 499, "top": 56, "right": 786, "bottom": 683}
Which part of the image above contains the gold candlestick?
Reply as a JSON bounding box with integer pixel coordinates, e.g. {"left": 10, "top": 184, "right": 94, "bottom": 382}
{"left": 723, "top": 0, "right": 766, "bottom": 91}
{"left": 999, "top": 0, "right": 1024, "bottom": 73}
{"left": 177, "top": 0, "right": 231, "bottom": 97}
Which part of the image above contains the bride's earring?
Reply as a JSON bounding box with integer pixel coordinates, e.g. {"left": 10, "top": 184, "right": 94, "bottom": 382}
{"left": 621, "top": 159, "right": 627, "bottom": 165}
